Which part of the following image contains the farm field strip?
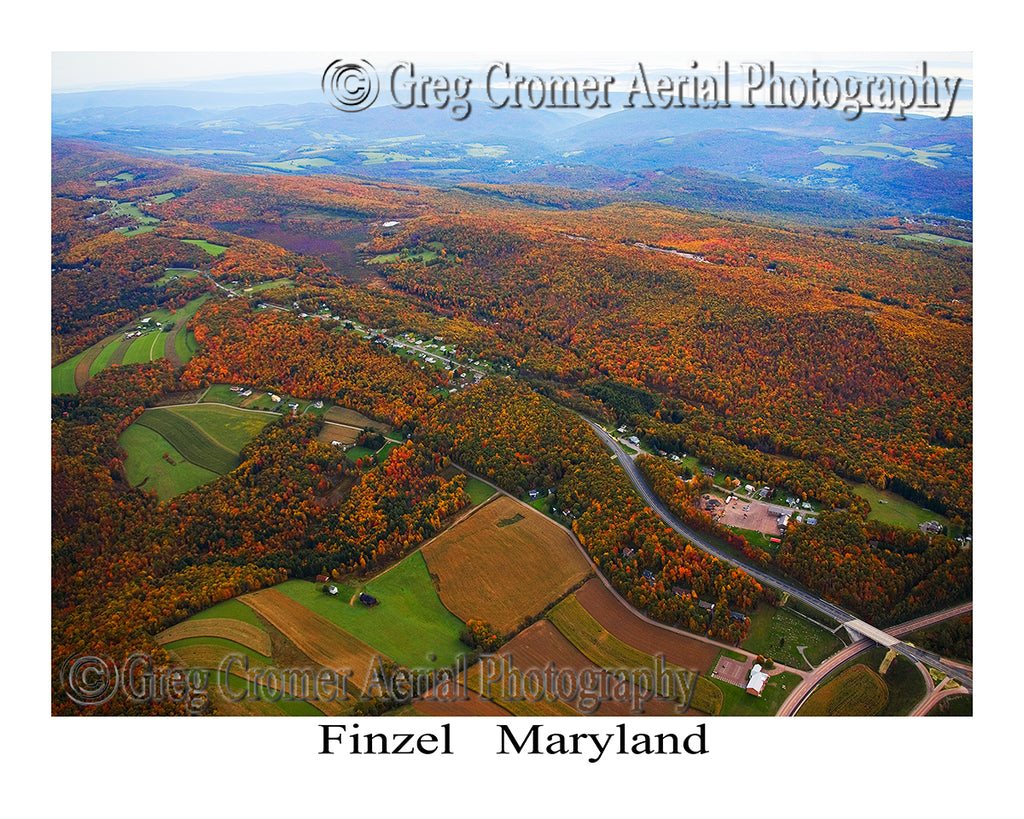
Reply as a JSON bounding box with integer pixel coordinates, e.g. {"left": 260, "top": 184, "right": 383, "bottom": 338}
{"left": 421, "top": 495, "right": 594, "bottom": 634}
{"left": 573, "top": 579, "right": 720, "bottom": 674}
{"left": 134, "top": 409, "right": 240, "bottom": 474}
{"left": 546, "top": 595, "right": 692, "bottom": 706}
{"left": 155, "top": 617, "right": 272, "bottom": 657}
{"left": 239, "top": 588, "right": 386, "bottom": 685}
{"left": 490, "top": 620, "right": 684, "bottom": 716}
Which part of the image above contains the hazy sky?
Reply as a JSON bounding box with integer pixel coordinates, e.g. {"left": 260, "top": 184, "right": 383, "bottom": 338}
{"left": 52, "top": 51, "right": 972, "bottom": 92}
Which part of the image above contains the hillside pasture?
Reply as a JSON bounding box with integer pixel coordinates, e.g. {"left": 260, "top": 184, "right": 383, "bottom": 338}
{"left": 163, "top": 404, "right": 273, "bottom": 453}
{"left": 421, "top": 495, "right": 594, "bottom": 634}
{"left": 134, "top": 409, "right": 240, "bottom": 474}
{"left": 119, "top": 423, "right": 220, "bottom": 500}
{"left": 273, "top": 553, "right": 468, "bottom": 670}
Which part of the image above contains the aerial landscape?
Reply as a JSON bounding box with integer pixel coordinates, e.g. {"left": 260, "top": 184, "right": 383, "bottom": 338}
{"left": 51, "top": 52, "right": 973, "bottom": 723}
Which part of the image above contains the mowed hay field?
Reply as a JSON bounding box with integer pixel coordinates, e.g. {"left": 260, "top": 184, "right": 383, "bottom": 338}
{"left": 239, "top": 587, "right": 386, "bottom": 686}
{"left": 421, "top": 495, "right": 594, "bottom": 634}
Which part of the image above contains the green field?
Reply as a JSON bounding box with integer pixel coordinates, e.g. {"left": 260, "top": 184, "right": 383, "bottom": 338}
{"left": 119, "top": 423, "right": 220, "bottom": 500}
{"left": 190, "top": 598, "right": 266, "bottom": 628}
{"left": 134, "top": 409, "right": 242, "bottom": 474}
{"left": 163, "top": 404, "right": 273, "bottom": 452}
{"left": 847, "top": 481, "right": 950, "bottom": 531}
{"left": 245, "top": 278, "right": 296, "bottom": 293}
{"left": 898, "top": 232, "right": 972, "bottom": 247}
{"left": 121, "top": 404, "right": 272, "bottom": 499}
{"left": 154, "top": 268, "right": 200, "bottom": 286}
{"left": 199, "top": 383, "right": 250, "bottom": 406}
{"left": 274, "top": 552, "right": 468, "bottom": 669}
{"left": 175, "top": 328, "right": 200, "bottom": 363}
{"left": 462, "top": 477, "right": 493, "bottom": 507}
{"left": 183, "top": 238, "right": 228, "bottom": 256}
{"left": 122, "top": 331, "right": 166, "bottom": 365}
{"left": 89, "top": 338, "right": 127, "bottom": 376}
{"left": 742, "top": 604, "right": 845, "bottom": 669}
{"left": 51, "top": 349, "right": 88, "bottom": 394}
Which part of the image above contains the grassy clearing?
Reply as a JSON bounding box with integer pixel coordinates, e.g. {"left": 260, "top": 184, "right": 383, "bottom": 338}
{"left": 175, "top": 329, "right": 199, "bottom": 363}
{"left": 847, "top": 481, "right": 949, "bottom": 530}
{"left": 898, "top": 232, "right": 971, "bottom": 246}
{"left": 274, "top": 553, "right": 467, "bottom": 670}
{"left": 134, "top": 409, "right": 240, "bottom": 474}
{"left": 742, "top": 604, "right": 845, "bottom": 669}
{"left": 462, "top": 477, "right": 495, "bottom": 505}
{"left": 199, "top": 383, "right": 249, "bottom": 406}
{"left": 119, "top": 423, "right": 220, "bottom": 500}
{"left": 189, "top": 598, "right": 266, "bottom": 628}
{"left": 182, "top": 238, "right": 228, "bottom": 256}
{"left": 154, "top": 268, "right": 200, "bottom": 286}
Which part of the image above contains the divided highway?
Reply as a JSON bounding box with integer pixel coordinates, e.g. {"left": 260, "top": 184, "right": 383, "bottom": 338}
{"left": 584, "top": 419, "right": 973, "bottom": 693}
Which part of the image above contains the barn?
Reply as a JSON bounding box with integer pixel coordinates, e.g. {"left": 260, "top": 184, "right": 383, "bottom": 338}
{"left": 359, "top": 592, "right": 379, "bottom": 607}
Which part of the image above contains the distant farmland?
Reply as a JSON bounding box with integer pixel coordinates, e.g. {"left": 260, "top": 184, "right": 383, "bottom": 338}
{"left": 51, "top": 294, "right": 208, "bottom": 394}
{"left": 421, "top": 495, "right": 593, "bottom": 634}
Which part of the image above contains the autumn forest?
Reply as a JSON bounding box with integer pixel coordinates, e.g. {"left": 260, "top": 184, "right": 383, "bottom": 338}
{"left": 51, "top": 135, "right": 972, "bottom": 714}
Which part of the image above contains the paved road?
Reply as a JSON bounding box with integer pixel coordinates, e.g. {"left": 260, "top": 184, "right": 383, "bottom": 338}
{"left": 583, "top": 419, "right": 973, "bottom": 693}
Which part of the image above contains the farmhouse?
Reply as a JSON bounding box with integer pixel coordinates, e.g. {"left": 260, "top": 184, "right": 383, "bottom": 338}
{"left": 746, "top": 664, "right": 769, "bottom": 696}
{"left": 919, "top": 520, "right": 943, "bottom": 535}
{"left": 327, "top": 585, "right": 338, "bottom": 596}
